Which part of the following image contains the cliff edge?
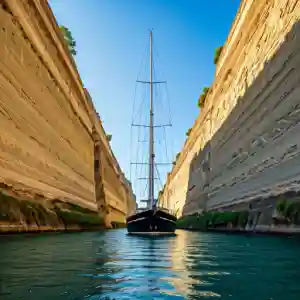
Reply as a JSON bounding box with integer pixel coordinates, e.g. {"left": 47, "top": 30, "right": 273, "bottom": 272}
{"left": 0, "top": 0, "right": 135, "bottom": 232}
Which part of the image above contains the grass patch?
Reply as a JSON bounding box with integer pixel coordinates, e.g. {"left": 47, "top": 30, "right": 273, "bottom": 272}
{"left": 0, "top": 192, "right": 19, "bottom": 222}
{"left": 177, "top": 211, "right": 249, "bottom": 230}
{"left": 55, "top": 209, "right": 103, "bottom": 228}
{"left": 0, "top": 192, "right": 55, "bottom": 225}
{"left": 0, "top": 192, "right": 103, "bottom": 229}
{"left": 52, "top": 199, "right": 103, "bottom": 228}
{"left": 276, "top": 199, "right": 300, "bottom": 224}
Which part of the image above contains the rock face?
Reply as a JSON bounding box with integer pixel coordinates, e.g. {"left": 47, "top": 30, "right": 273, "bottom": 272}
{"left": 161, "top": 0, "right": 300, "bottom": 217}
{"left": 0, "top": 0, "right": 135, "bottom": 230}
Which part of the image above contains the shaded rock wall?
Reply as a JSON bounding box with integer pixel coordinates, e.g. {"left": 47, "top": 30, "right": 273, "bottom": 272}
{"left": 0, "top": 0, "right": 135, "bottom": 228}
{"left": 160, "top": 0, "right": 300, "bottom": 217}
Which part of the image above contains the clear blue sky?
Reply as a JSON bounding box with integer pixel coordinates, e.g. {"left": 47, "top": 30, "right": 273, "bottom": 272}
{"left": 49, "top": 0, "right": 240, "bottom": 201}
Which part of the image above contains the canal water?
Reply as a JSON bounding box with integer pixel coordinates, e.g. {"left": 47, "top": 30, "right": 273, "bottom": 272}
{"left": 0, "top": 229, "right": 299, "bottom": 300}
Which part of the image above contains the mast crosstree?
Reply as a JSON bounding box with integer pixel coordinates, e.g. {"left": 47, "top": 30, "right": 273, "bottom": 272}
{"left": 131, "top": 31, "right": 172, "bottom": 210}
{"left": 126, "top": 31, "right": 178, "bottom": 235}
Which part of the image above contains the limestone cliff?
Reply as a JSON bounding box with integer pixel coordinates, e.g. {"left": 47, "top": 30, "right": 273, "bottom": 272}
{"left": 161, "top": 0, "right": 300, "bottom": 219}
{"left": 0, "top": 0, "right": 135, "bottom": 231}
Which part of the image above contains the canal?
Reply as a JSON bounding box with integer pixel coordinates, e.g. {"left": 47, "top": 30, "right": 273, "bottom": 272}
{"left": 0, "top": 230, "right": 299, "bottom": 299}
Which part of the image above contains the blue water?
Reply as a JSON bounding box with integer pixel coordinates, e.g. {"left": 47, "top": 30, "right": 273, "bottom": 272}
{"left": 0, "top": 229, "right": 299, "bottom": 299}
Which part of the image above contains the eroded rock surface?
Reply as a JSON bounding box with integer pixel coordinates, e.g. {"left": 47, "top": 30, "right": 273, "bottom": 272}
{"left": 0, "top": 0, "right": 136, "bottom": 230}
{"left": 161, "top": 0, "right": 300, "bottom": 217}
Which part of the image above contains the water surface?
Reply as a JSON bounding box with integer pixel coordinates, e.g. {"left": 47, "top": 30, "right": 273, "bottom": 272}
{"left": 0, "top": 229, "right": 299, "bottom": 299}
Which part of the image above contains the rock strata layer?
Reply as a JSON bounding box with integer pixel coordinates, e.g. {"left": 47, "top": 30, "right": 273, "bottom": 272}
{"left": 0, "top": 0, "right": 136, "bottom": 231}
{"left": 160, "top": 0, "right": 300, "bottom": 219}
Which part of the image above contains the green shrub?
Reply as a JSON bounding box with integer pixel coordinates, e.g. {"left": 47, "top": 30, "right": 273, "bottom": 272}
{"left": 197, "top": 87, "right": 210, "bottom": 108}
{"left": 276, "top": 199, "right": 300, "bottom": 224}
{"left": 276, "top": 199, "right": 287, "bottom": 214}
{"left": 214, "top": 46, "right": 223, "bottom": 64}
{"left": 285, "top": 202, "right": 300, "bottom": 224}
{"left": 106, "top": 134, "right": 112, "bottom": 142}
{"left": 186, "top": 128, "right": 192, "bottom": 136}
{"left": 59, "top": 25, "right": 77, "bottom": 55}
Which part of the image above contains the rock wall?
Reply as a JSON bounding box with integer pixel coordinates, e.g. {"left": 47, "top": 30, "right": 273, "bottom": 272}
{"left": 160, "top": 0, "right": 300, "bottom": 217}
{"left": 0, "top": 0, "right": 135, "bottom": 228}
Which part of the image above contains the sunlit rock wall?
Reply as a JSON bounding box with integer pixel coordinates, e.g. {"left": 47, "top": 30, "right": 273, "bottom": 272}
{"left": 161, "top": 0, "right": 300, "bottom": 217}
{"left": 0, "top": 0, "right": 135, "bottom": 225}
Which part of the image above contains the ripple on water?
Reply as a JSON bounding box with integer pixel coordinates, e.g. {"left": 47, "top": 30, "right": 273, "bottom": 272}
{"left": 0, "top": 230, "right": 300, "bottom": 299}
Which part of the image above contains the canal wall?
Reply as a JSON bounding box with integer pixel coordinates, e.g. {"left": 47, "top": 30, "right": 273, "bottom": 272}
{"left": 160, "top": 0, "right": 300, "bottom": 223}
{"left": 0, "top": 0, "right": 135, "bottom": 232}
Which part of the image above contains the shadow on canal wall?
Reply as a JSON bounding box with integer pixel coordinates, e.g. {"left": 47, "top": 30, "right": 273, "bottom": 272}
{"left": 180, "top": 18, "right": 300, "bottom": 233}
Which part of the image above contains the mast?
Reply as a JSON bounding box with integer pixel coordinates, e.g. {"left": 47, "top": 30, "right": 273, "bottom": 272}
{"left": 148, "top": 31, "right": 155, "bottom": 209}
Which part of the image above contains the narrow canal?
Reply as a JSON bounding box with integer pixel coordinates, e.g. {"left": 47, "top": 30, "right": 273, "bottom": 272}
{"left": 0, "top": 230, "right": 299, "bottom": 299}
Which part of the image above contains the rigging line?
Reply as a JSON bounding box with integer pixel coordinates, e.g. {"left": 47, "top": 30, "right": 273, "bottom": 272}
{"left": 164, "top": 81, "right": 174, "bottom": 160}
{"left": 143, "top": 179, "right": 148, "bottom": 198}
{"left": 139, "top": 137, "right": 147, "bottom": 197}
{"left": 130, "top": 80, "right": 138, "bottom": 126}
{"left": 165, "top": 81, "right": 172, "bottom": 127}
{"left": 154, "top": 57, "right": 169, "bottom": 165}
{"left": 129, "top": 83, "right": 138, "bottom": 182}
{"left": 163, "top": 126, "right": 170, "bottom": 162}
{"left": 131, "top": 40, "right": 149, "bottom": 183}
{"left": 153, "top": 37, "right": 166, "bottom": 90}
{"left": 152, "top": 36, "right": 172, "bottom": 175}
{"left": 137, "top": 89, "right": 148, "bottom": 200}
{"left": 133, "top": 83, "right": 147, "bottom": 122}
{"left": 135, "top": 105, "right": 147, "bottom": 201}
{"left": 136, "top": 39, "right": 150, "bottom": 83}
{"left": 134, "top": 94, "right": 145, "bottom": 191}
{"left": 131, "top": 40, "right": 149, "bottom": 126}
{"left": 133, "top": 53, "right": 149, "bottom": 121}
{"left": 153, "top": 38, "right": 171, "bottom": 125}
{"left": 152, "top": 36, "right": 160, "bottom": 81}
{"left": 154, "top": 78, "right": 166, "bottom": 173}
{"left": 154, "top": 163, "right": 163, "bottom": 190}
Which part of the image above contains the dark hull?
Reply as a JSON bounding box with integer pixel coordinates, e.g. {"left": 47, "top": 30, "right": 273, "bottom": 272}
{"left": 126, "top": 208, "right": 177, "bottom": 235}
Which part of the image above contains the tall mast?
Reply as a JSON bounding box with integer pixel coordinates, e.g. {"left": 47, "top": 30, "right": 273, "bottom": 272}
{"left": 148, "top": 31, "right": 154, "bottom": 209}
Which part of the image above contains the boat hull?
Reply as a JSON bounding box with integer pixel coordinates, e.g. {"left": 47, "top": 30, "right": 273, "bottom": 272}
{"left": 126, "top": 208, "right": 177, "bottom": 235}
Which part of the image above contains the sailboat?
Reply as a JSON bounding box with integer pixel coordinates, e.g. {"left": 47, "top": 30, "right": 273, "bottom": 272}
{"left": 126, "top": 31, "right": 177, "bottom": 235}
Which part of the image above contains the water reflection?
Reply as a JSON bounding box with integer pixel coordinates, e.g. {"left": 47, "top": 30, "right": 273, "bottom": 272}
{"left": 0, "top": 230, "right": 300, "bottom": 299}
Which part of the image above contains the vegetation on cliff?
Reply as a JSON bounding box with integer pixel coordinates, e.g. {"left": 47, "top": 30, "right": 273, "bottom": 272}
{"left": 172, "top": 152, "right": 181, "bottom": 166}
{"left": 177, "top": 211, "right": 249, "bottom": 230}
{"left": 197, "top": 87, "right": 210, "bottom": 108}
{"left": 186, "top": 128, "right": 192, "bottom": 136}
{"left": 276, "top": 199, "right": 300, "bottom": 224}
{"left": 106, "top": 134, "right": 112, "bottom": 142}
{"left": 0, "top": 192, "right": 104, "bottom": 231}
{"left": 59, "top": 25, "right": 77, "bottom": 55}
{"left": 214, "top": 46, "right": 223, "bottom": 64}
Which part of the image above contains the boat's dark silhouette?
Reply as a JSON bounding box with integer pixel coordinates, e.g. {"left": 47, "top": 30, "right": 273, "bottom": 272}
{"left": 126, "top": 31, "right": 177, "bottom": 235}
